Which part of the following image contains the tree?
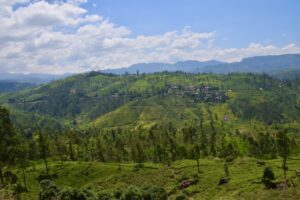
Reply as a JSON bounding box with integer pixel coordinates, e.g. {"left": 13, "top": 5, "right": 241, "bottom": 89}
{"left": 37, "top": 131, "right": 50, "bottom": 175}
{"left": 16, "top": 142, "right": 29, "bottom": 190}
{"left": 66, "top": 130, "right": 77, "bottom": 161}
{"left": 168, "top": 135, "right": 178, "bottom": 162}
{"left": 276, "top": 129, "right": 292, "bottom": 179}
{"left": 191, "top": 144, "right": 201, "bottom": 173}
{"left": 210, "top": 120, "right": 217, "bottom": 156}
{"left": 53, "top": 134, "right": 68, "bottom": 164}
{"left": 224, "top": 162, "right": 229, "bottom": 177}
{"left": 0, "top": 107, "right": 17, "bottom": 184}
{"left": 132, "top": 142, "right": 146, "bottom": 167}
{"left": 95, "top": 137, "right": 106, "bottom": 162}
{"left": 148, "top": 127, "right": 158, "bottom": 163}
{"left": 199, "top": 119, "right": 208, "bottom": 156}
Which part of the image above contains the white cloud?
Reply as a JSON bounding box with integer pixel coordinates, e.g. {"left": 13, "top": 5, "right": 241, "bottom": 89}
{"left": 67, "top": 0, "right": 87, "bottom": 4}
{"left": 0, "top": 1, "right": 300, "bottom": 74}
{"left": 12, "top": 1, "right": 94, "bottom": 27}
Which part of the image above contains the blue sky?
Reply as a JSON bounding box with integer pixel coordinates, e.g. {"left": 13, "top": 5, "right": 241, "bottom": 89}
{"left": 0, "top": 0, "right": 299, "bottom": 74}
{"left": 84, "top": 0, "right": 300, "bottom": 48}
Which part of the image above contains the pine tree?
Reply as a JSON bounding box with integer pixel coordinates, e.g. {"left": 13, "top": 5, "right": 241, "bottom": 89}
{"left": 210, "top": 120, "right": 217, "bottom": 156}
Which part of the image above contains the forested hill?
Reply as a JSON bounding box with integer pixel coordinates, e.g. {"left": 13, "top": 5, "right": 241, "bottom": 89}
{"left": 0, "top": 72, "right": 299, "bottom": 133}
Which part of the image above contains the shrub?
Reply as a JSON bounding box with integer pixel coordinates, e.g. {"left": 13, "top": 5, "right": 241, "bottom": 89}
{"left": 98, "top": 192, "right": 111, "bottom": 200}
{"left": 60, "top": 187, "right": 87, "bottom": 200}
{"left": 39, "top": 180, "right": 60, "bottom": 200}
{"left": 143, "top": 186, "right": 168, "bottom": 200}
{"left": 82, "top": 189, "right": 96, "bottom": 200}
{"left": 3, "top": 171, "right": 18, "bottom": 184}
{"left": 175, "top": 194, "right": 189, "bottom": 200}
{"left": 121, "top": 187, "right": 143, "bottom": 200}
{"left": 113, "top": 188, "right": 122, "bottom": 199}
{"left": 262, "top": 167, "right": 276, "bottom": 189}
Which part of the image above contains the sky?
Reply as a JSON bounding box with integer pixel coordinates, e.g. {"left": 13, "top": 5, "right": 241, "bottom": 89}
{"left": 0, "top": 0, "right": 300, "bottom": 74}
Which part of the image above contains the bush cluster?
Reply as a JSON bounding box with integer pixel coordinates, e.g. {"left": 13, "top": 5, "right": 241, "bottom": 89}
{"left": 39, "top": 180, "right": 168, "bottom": 200}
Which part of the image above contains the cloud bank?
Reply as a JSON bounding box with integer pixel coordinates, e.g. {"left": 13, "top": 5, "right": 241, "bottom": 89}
{"left": 0, "top": 0, "right": 300, "bottom": 74}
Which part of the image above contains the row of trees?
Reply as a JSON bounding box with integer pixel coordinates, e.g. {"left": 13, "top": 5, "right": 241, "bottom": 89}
{"left": 0, "top": 106, "right": 295, "bottom": 191}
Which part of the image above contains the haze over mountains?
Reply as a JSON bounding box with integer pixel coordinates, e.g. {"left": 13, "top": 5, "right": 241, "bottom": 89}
{"left": 101, "top": 60, "right": 224, "bottom": 74}
{"left": 0, "top": 73, "right": 71, "bottom": 84}
{"left": 101, "top": 54, "right": 300, "bottom": 75}
{"left": 0, "top": 73, "right": 72, "bottom": 93}
{"left": 1, "top": 54, "right": 300, "bottom": 91}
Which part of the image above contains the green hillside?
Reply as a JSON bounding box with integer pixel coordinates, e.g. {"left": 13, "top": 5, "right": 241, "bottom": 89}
{"left": 0, "top": 72, "right": 299, "bottom": 132}
{"left": 0, "top": 72, "right": 300, "bottom": 200}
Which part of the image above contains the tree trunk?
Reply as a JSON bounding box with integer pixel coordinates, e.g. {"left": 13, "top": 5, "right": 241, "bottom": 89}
{"left": 283, "top": 156, "right": 287, "bottom": 179}
{"left": 69, "top": 142, "right": 74, "bottom": 161}
{"left": 90, "top": 150, "right": 94, "bottom": 162}
{"left": 22, "top": 168, "right": 27, "bottom": 190}
{"left": 224, "top": 162, "right": 229, "bottom": 177}
{"left": 44, "top": 158, "right": 49, "bottom": 175}
{"left": 196, "top": 159, "right": 200, "bottom": 173}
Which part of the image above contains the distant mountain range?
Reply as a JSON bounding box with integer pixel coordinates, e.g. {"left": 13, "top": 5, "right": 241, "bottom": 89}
{"left": 0, "top": 81, "right": 34, "bottom": 93}
{"left": 0, "top": 73, "right": 71, "bottom": 84}
{"left": 101, "top": 60, "right": 223, "bottom": 74}
{"left": 101, "top": 54, "right": 300, "bottom": 75}
{"left": 1, "top": 54, "right": 300, "bottom": 87}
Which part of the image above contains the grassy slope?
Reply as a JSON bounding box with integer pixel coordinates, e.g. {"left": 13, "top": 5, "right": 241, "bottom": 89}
{"left": 18, "top": 157, "right": 300, "bottom": 200}
{"left": 89, "top": 96, "right": 202, "bottom": 129}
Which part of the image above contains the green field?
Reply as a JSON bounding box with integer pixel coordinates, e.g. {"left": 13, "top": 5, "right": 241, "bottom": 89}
{"left": 4, "top": 157, "right": 298, "bottom": 200}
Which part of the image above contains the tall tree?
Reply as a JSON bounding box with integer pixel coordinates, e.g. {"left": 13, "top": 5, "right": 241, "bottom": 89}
{"left": 210, "top": 120, "right": 217, "bottom": 156}
{"left": 0, "top": 107, "right": 17, "bottom": 184}
{"left": 37, "top": 131, "right": 50, "bottom": 175}
{"left": 191, "top": 144, "right": 201, "bottom": 173}
{"left": 276, "top": 129, "right": 292, "bottom": 179}
{"left": 16, "top": 142, "right": 29, "bottom": 190}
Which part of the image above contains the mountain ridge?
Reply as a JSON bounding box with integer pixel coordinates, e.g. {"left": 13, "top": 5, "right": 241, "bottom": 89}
{"left": 100, "top": 54, "right": 300, "bottom": 75}
{"left": 0, "top": 73, "right": 72, "bottom": 84}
